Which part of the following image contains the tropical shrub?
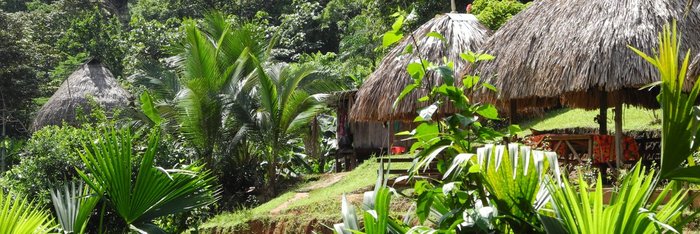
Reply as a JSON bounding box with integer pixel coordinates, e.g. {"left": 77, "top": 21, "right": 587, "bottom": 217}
{"left": 0, "top": 137, "right": 24, "bottom": 174}
{"left": 542, "top": 163, "right": 693, "bottom": 233}
{"left": 471, "top": 0, "right": 528, "bottom": 30}
{"left": 1, "top": 125, "right": 88, "bottom": 205}
{"left": 629, "top": 22, "right": 700, "bottom": 183}
{"left": 76, "top": 126, "right": 221, "bottom": 232}
{"left": 473, "top": 144, "right": 559, "bottom": 233}
{"left": 0, "top": 191, "right": 56, "bottom": 234}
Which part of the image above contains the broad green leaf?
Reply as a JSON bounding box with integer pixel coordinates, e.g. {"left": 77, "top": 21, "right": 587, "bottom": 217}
{"left": 140, "top": 91, "right": 163, "bottom": 125}
{"left": 391, "top": 15, "right": 405, "bottom": 32}
{"left": 416, "top": 190, "right": 434, "bottom": 224}
{"left": 393, "top": 84, "right": 417, "bottom": 109}
{"left": 476, "top": 104, "right": 499, "bottom": 120}
{"left": 383, "top": 32, "right": 403, "bottom": 48}
{"left": 452, "top": 114, "right": 478, "bottom": 127}
{"left": 463, "top": 75, "right": 480, "bottom": 89}
{"left": 476, "top": 54, "right": 495, "bottom": 62}
{"left": 460, "top": 52, "right": 476, "bottom": 63}
{"left": 407, "top": 62, "right": 425, "bottom": 80}
{"left": 426, "top": 31, "right": 446, "bottom": 43}
{"left": 434, "top": 66, "right": 454, "bottom": 85}
{"left": 508, "top": 125, "right": 523, "bottom": 135}
{"left": 482, "top": 83, "right": 497, "bottom": 92}
{"left": 413, "top": 123, "right": 439, "bottom": 143}
{"left": 403, "top": 44, "right": 414, "bottom": 54}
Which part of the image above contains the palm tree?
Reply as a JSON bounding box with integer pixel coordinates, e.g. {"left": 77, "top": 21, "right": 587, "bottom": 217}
{"left": 235, "top": 61, "right": 332, "bottom": 197}
{"left": 137, "top": 12, "right": 266, "bottom": 167}
{"left": 136, "top": 11, "right": 343, "bottom": 198}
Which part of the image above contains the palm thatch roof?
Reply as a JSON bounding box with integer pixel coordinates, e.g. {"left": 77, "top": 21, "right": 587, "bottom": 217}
{"left": 351, "top": 13, "right": 491, "bottom": 122}
{"left": 688, "top": 53, "right": 700, "bottom": 88}
{"left": 468, "top": 0, "right": 700, "bottom": 110}
{"left": 31, "top": 60, "right": 133, "bottom": 131}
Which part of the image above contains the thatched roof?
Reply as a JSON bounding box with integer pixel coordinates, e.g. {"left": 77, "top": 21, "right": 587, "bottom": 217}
{"left": 325, "top": 90, "right": 357, "bottom": 108}
{"left": 688, "top": 53, "right": 700, "bottom": 87}
{"left": 31, "top": 60, "right": 133, "bottom": 131}
{"left": 351, "top": 14, "right": 491, "bottom": 122}
{"left": 468, "top": 0, "right": 700, "bottom": 110}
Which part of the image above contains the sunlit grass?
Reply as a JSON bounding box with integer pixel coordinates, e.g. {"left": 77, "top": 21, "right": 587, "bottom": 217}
{"left": 200, "top": 160, "right": 396, "bottom": 230}
{"left": 517, "top": 107, "right": 661, "bottom": 135}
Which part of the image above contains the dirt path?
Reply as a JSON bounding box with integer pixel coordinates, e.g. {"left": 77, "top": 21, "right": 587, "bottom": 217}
{"left": 269, "top": 172, "right": 349, "bottom": 215}
{"left": 270, "top": 192, "right": 309, "bottom": 215}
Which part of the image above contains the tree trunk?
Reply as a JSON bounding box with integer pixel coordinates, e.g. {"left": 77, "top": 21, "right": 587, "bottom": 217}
{"left": 265, "top": 161, "right": 276, "bottom": 199}
{"left": 614, "top": 101, "right": 623, "bottom": 168}
{"left": 264, "top": 146, "right": 278, "bottom": 199}
{"left": 599, "top": 91, "right": 608, "bottom": 135}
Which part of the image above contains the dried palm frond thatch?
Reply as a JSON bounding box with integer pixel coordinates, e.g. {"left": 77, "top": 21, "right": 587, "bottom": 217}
{"left": 351, "top": 14, "right": 491, "bottom": 122}
{"left": 687, "top": 53, "right": 700, "bottom": 88}
{"left": 469, "top": 0, "right": 700, "bottom": 110}
{"left": 31, "top": 60, "right": 133, "bottom": 132}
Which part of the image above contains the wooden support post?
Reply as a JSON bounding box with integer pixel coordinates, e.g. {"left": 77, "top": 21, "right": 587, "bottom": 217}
{"left": 599, "top": 91, "right": 608, "bottom": 135}
{"left": 614, "top": 100, "right": 623, "bottom": 168}
{"left": 509, "top": 100, "right": 517, "bottom": 125}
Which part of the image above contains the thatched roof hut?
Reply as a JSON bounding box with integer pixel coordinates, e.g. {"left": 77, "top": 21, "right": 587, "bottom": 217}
{"left": 351, "top": 13, "right": 491, "bottom": 122}
{"left": 469, "top": 0, "right": 700, "bottom": 110}
{"left": 31, "top": 60, "right": 132, "bottom": 131}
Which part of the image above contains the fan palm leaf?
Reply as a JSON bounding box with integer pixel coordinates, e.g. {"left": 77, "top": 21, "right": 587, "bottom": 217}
{"left": 76, "top": 126, "right": 220, "bottom": 231}
{"left": 543, "top": 163, "right": 692, "bottom": 234}
{"left": 0, "top": 191, "right": 55, "bottom": 234}
{"left": 50, "top": 182, "right": 100, "bottom": 234}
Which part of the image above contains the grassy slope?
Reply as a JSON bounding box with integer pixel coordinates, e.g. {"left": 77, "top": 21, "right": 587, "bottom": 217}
{"left": 518, "top": 107, "right": 661, "bottom": 135}
{"left": 200, "top": 160, "right": 384, "bottom": 231}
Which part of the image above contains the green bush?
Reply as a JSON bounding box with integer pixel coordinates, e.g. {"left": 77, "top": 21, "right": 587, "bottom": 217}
{"left": 1, "top": 125, "right": 89, "bottom": 206}
{"left": 471, "top": 0, "right": 528, "bottom": 30}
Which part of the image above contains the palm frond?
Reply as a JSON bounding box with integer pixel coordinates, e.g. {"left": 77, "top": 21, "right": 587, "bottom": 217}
{"left": 0, "top": 191, "right": 56, "bottom": 234}
{"left": 76, "top": 126, "right": 220, "bottom": 230}
{"left": 630, "top": 21, "right": 700, "bottom": 182}
{"left": 544, "top": 162, "right": 692, "bottom": 233}
{"left": 50, "top": 181, "right": 101, "bottom": 234}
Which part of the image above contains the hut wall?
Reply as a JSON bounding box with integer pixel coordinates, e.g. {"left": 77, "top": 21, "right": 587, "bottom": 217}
{"left": 350, "top": 121, "right": 416, "bottom": 150}
{"left": 350, "top": 122, "right": 389, "bottom": 149}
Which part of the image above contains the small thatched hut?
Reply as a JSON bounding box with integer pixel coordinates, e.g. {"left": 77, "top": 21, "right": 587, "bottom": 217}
{"left": 31, "top": 60, "right": 132, "bottom": 132}
{"left": 470, "top": 0, "right": 700, "bottom": 111}
{"left": 351, "top": 13, "right": 491, "bottom": 122}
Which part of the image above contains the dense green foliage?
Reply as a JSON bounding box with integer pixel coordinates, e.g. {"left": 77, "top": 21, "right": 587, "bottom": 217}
{"left": 1, "top": 125, "right": 88, "bottom": 205}
{"left": 471, "top": 0, "right": 528, "bottom": 30}
{"left": 0, "top": 11, "right": 39, "bottom": 136}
